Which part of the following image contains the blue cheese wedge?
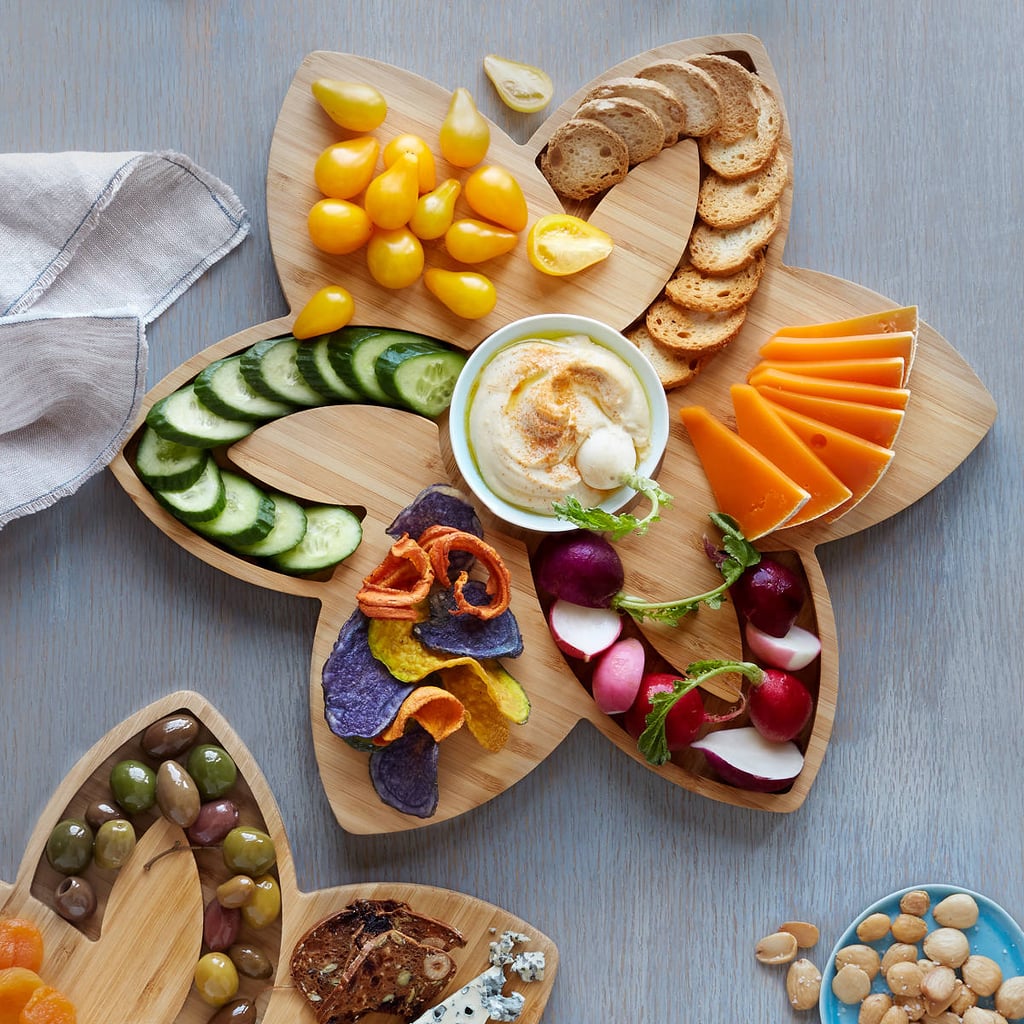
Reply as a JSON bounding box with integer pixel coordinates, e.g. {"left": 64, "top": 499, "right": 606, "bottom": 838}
{"left": 411, "top": 965, "right": 512, "bottom": 1022}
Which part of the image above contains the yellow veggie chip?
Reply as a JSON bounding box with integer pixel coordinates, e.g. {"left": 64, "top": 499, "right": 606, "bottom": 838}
{"left": 440, "top": 665, "right": 510, "bottom": 753}
{"left": 376, "top": 685, "right": 465, "bottom": 745}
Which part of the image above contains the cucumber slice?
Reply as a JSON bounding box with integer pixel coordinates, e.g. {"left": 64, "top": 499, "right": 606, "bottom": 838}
{"left": 135, "top": 426, "right": 208, "bottom": 491}
{"left": 375, "top": 341, "right": 466, "bottom": 417}
{"left": 153, "top": 456, "right": 225, "bottom": 524}
{"left": 295, "top": 335, "right": 361, "bottom": 402}
{"left": 240, "top": 336, "right": 330, "bottom": 407}
{"left": 146, "top": 384, "right": 255, "bottom": 448}
{"left": 192, "top": 470, "right": 275, "bottom": 546}
{"left": 326, "top": 328, "right": 393, "bottom": 403}
{"left": 271, "top": 505, "right": 362, "bottom": 574}
{"left": 194, "top": 355, "right": 296, "bottom": 422}
{"left": 232, "top": 492, "right": 308, "bottom": 557}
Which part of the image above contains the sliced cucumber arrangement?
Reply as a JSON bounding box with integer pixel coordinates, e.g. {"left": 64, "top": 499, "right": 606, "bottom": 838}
{"left": 376, "top": 339, "right": 468, "bottom": 417}
{"left": 152, "top": 456, "right": 225, "bottom": 524}
{"left": 194, "top": 355, "right": 296, "bottom": 421}
{"left": 233, "top": 492, "right": 308, "bottom": 557}
{"left": 146, "top": 383, "right": 255, "bottom": 448}
{"left": 295, "top": 335, "right": 362, "bottom": 402}
{"left": 270, "top": 505, "right": 363, "bottom": 573}
{"left": 192, "top": 470, "right": 276, "bottom": 546}
{"left": 135, "top": 426, "right": 208, "bottom": 491}
{"left": 240, "top": 336, "right": 329, "bottom": 407}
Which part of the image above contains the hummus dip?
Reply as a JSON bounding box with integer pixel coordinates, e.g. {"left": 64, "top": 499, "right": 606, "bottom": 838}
{"left": 467, "top": 333, "right": 653, "bottom": 512}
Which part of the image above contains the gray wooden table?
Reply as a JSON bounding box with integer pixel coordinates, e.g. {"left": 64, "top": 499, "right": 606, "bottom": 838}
{"left": 2, "top": 2, "right": 1021, "bottom": 1019}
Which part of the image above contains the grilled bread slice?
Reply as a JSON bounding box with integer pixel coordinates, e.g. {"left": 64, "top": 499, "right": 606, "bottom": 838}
{"left": 697, "top": 150, "right": 789, "bottom": 229}
{"left": 645, "top": 296, "right": 748, "bottom": 357}
{"left": 685, "top": 54, "right": 760, "bottom": 142}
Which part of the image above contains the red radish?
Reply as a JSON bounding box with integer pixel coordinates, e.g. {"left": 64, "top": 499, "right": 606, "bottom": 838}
{"left": 691, "top": 728, "right": 803, "bottom": 792}
{"left": 730, "top": 559, "right": 806, "bottom": 637}
{"left": 748, "top": 669, "right": 813, "bottom": 742}
{"left": 548, "top": 599, "right": 622, "bottom": 661}
{"left": 533, "top": 530, "right": 624, "bottom": 608}
{"left": 591, "top": 638, "right": 645, "bottom": 714}
{"left": 745, "top": 620, "right": 821, "bottom": 670}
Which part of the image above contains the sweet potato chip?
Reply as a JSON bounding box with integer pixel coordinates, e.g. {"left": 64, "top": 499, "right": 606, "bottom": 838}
{"left": 376, "top": 685, "right": 465, "bottom": 745}
{"left": 438, "top": 664, "right": 511, "bottom": 753}
{"left": 369, "top": 726, "right": 440, "bottom": 818}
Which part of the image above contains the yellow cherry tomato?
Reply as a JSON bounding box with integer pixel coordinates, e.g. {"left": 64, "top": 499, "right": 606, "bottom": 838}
{"left": 307, "top": 198, "right": 373, "bottom": 255}
{"left": 292, "top": 285, "right": 355, "bottom": 339}
{"left": 527, "top": 213, "right": 614, "bottom": 276}
{"left": 313, "top": 137, "right": 379, "bottom": 199}
{"left": 409, "top": 178, "right": 461, "bottom": 240}
{"left": 363, "top": 152, "right": 420, "bottom": 230}
{"left": 439, "top": 87, "right": 490, "bottom": 168}
{"left": 483, "top": 53, "right": 554, "bottom": 113}
{"left": 463, "top": 165, "right": 528, "bottom": 232}
{"left": 310, "top": 78, "right": 387, "bottom": 132}
{"left": 423, "top": 268, "right": 497, "bottom": 320}
{"left": 366, "top": 228, "right": 424, "bottom": 289}
{"left": 382, "top": 133, "right": 436, "bottom": 194}
{"left": 444, "top": 218, "right": 518, "bottom": 264}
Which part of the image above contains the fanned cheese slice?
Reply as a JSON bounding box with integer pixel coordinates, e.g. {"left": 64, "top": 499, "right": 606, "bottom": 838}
{"left": 678, "top": 404, "right": 809, "bottom": 539}
{"left": 749, "top": 355, "right": 906, "bottom": 387}
{"left": 772, "top": 305, "right": 918, "bottom": 338}
{"left": 766, "top": 403, "right": 896, "bottom": 518}
{"left": 751, "top": 366, "right": 911, "bottom": 409}
{"left": 730, "top": 385, "right": 852, "bottom": 527}
{"left": 759, "top": 389, "right": 905, "bottom": 449}
{"left": 758, "top": 330, "right": 917, "bottom": 384}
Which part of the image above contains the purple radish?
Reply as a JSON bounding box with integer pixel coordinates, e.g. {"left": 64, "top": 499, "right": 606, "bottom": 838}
{"left": 533, "top": 530, "right": 624, "bottom": 608}
{"left": 730, "top": 559, "right": 806, "bottom": 637}
{"left": 745, "top": 620, "right": 821, "bottom": 671}
{"left": 591, "top": 638, "right": 645, "bottom": 714}
{"left": 747, "top": 669, "right": 813, "bottom": 742}
{"left": 548, "top": 599, "right": 622, "bottom": 662}
{"left": 691, "top": 727, "right": 804, "bottom": 792}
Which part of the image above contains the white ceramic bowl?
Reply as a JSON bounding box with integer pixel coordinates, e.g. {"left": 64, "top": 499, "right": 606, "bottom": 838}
{"left": 448, "top": 313, "right": 670, "bottom": 533}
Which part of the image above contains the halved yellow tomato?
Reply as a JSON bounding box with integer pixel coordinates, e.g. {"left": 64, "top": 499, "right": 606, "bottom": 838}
{"left": 292, "top": 285, "right": 355, "bottom": 339}
{"left": 483, "top": 54, "right": 554, "bottom": 113}
{"left": 307, "top": 199, "right": 373, "bottom": 255}
{"left": 526, "top": 214, "right": 614, "bottom": 276}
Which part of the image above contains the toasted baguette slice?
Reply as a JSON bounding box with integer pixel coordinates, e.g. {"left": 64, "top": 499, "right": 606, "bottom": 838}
{"left": 636, "top": 59, "right": 723, "bottom": 136}
{"left": 699, "top": 77, "right": 783, "bottom": 179}
{"left": 540, "top": 117, "right": 629, "bottom": 200}
{"left": 645, "top": 297, "right": 747, "bottom": 357}
{"left": 687, "top": 202, "right": 781, "bottom": 276}
{"left": 574, "top": 96, "right": 664, "bottom": 164}
{"left": 626, "top": 322, "right": 712, "bottom": 390}
{"left": 581, "top": 76, "right": 686, "bottom": 146}
{"left": 666, "top": 252, "right": 766, "bottom": 313}
{"left": 697, "top": 150, "right": 789, "bottom": 229}
{"left": 685, "top": 54, "right": 760, "bottom": 142}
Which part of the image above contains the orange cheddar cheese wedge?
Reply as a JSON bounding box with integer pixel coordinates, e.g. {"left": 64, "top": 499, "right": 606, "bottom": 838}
{"left": 749, "top": 356, "right": 906, "bottom": 387}
{"left": 772, "top": 305, "right": 918, "bottom": 339}
{"left": 766, "top": 403, "right": 895, "bottom": 517}
{"left": 759, "top": 389, "right": 905, "bottom": 449}
{"left": 758, "top": 331, "right": 917, "bottom": 384}
{"left": 730, "top": 385, "right": 852, "bottom": 527}
{"left": 678, "top": 404, "right": 810, "bottom": 540}
{"left": 750, "top": 366, "right": 911, "bottom": 409}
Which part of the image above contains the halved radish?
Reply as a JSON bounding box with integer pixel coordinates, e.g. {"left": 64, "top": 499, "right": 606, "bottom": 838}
{"left": 691, "top": 727, "right": 804, "bottom": 792}
{"left": 548, "top": 599, "right": 622, "bottom": 662}
{"left": 745, "top": 621, "right": 821, "bottom": 670}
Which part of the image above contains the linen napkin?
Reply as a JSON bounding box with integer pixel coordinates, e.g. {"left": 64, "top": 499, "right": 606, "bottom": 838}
{"left": 0, "top": 150, "right": 250, "bottom": 529}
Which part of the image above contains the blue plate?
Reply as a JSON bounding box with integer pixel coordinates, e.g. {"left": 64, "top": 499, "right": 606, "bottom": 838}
{"left": 819, "top": 884, "right": 1024, "bottom": 1021}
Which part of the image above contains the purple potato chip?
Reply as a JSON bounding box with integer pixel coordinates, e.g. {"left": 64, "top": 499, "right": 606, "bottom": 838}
{"left": 387, "top": 483, "right": 483, "bottom": 573}
{"left": 368, "top": 726, "right": 440, "bottom": 817}
{"left": 322, "top": 610, "right": 414, "bottom": 739}
{"left": 413, "top": 580, "right": 523, "bottom": 658}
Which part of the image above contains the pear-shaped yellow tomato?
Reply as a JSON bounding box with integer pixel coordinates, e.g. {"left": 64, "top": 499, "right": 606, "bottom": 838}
{"left": 292, "top": 285, "right": 355, "bottom": 339}
{"left": 363, "top": 152, "right": 420, "bottom": 230}
{"left": 483, "top": 54, "right": 554, "bottom": 113}
{"left": 423, "top": 268, "right": 497, "bottom": 320}
{"left": 463, "top": 165, "right": 528, "bottom": 232}
{"left": 313, "top": 137, "right": 380, "bottom": 199}
{"left": 526, "top": 213, "right": 614, "bottom": 275}
{"left": 366, "top": 228, "right": 424, "bottom": 289}
{"left": 382, "top": 133, "right": 436, "bottom": 194}
{"left": 310, "top": 79, "right": 387, "bottom": 132}
{"left": 307, "top": 198, "right": 373, "bottom": 255}
{"left": 439, "top": 87, "right": 490, "bottom": 168}
{"left": 409, "top": 178, "right": 461, "bottom": 240}
{"left": 444, "top": 218, "right": 518, "bottom": 264}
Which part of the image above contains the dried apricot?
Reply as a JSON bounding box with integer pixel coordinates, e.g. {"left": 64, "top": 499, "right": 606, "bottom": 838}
{"left": 0, "top": 966, "right": 45, "bottom": 1020}
{"left": 0, "top": 919, "right": 44, "bottom": 972}
{"left": 17, "top": 983, "right": 76, "bottom": 1024}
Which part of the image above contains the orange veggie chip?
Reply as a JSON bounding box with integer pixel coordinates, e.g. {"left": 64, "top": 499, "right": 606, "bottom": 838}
{"left": 376, "top": 685, "right": 465, "bottom": 745}
{"left": 18, "top": 983, "right": 76, "bottom": 1024}
{"left": 0, "top": 967, "right": 45, "bottom": 1020}
{"left": 439, "top": 664, "right": 511, "bottom": 753}
{"left": 0, "top": 919, "right": 44, "bottom": 972}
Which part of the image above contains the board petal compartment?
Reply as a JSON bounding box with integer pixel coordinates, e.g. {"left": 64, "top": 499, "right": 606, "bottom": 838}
{"left": 0, "top": 692, "right": 560, "bottom": 1024}
{"left": 108, "top": 34, "right": 996, "bottom": 832}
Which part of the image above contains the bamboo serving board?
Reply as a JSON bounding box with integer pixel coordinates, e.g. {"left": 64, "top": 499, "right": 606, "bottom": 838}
{"left": 0, "top": 693, "right": 558, "bottom": 1024}
{"left": 108, "top": 34, "right": 996, "bottom": 833}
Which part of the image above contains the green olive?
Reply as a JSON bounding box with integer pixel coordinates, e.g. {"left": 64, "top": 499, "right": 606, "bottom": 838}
{"left": 227, "top": 943, "right": 273, "bottom": 980}
{"left": 141, "top": 712, "right": 199, "bottom": 759}
{"left": 93, "top": 818, "right": 137, "bottom": 870}
{"left": 109, "top": 758, "right": 157, "bottom": 814}
{"left": 156, "top": 759, "right": 201, "bottom": 827}
{"left": 216, "top": 874, "right": 256, "bottom": 909}
{"left": 186, "top": 744, "right": 237, "bottom": 801}
{"left": 222, "top": 826, "right": 276, "bottom": 877}
{"left": 45, "top": 818, "right": 94, "bottom": 875}
{"left": 194, "top": 951, "right": 239, "bottom": 1007}
{"left": 240, "top": 874, "right": 281, "bottom": 929}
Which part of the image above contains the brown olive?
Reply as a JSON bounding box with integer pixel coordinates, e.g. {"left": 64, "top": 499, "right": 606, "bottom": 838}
{"left": 84, "top": 800, "right": 122, "bottom": 830}
{"left": 141, "top": 713, "right": 200, "bottom": 759}
{"left": 226, "top": 943, "right": 273, "bottom": 980}
{"left": 205, "top": 998, "right": 256, "bottom": 1024}
{"left": 156, "top": 759, "right": 201, "bottom": 827}
{"left": 187, "top": 799, "right": 239, "bottom": 847}
{"left": 54, "top": 875, "right": 97, "bottom": 922}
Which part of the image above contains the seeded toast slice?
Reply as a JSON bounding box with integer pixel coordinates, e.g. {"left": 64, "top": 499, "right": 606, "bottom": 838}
{"left": 539, "top": 117, "right": 629, "bottom": 200}
{"left": 636, "top": 59, "right": 723, "bottom": 137}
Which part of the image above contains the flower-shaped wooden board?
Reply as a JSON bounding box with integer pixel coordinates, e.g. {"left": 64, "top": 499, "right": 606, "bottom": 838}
{"left": 0, "top": 692, "right": 558, "bottom": 1023}
{"left": 109, "top": 34, "right": 995, "bottom": 833}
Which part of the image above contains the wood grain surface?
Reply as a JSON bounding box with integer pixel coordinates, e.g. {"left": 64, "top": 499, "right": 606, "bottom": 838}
{"left": 1, "top": 2, "right": 1021, "bottom": 1021}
